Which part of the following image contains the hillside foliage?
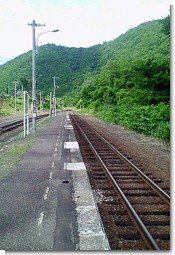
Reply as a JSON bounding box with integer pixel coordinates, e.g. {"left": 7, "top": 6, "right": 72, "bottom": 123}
{"left": 0, "top": 16, "right": 170, "bottom": 141}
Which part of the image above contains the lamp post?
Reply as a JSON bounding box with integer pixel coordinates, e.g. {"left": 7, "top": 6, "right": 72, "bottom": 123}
{"left": 36, "top": 29, "right": 59, "bottom": 54}
{"left": 53, "top": 76, "right": 59, "bottom": 116}
{"left": 28, "top": 20, "right": 59, "bottom": 133}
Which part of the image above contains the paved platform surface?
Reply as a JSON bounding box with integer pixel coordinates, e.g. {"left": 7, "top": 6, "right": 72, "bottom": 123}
{"left": 0, "top": 111, "right": 110, "bottom": 251}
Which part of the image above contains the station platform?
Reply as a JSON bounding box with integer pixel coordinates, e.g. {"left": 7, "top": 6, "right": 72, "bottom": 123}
{"left": 0, "top": 110, "right": 110, "bottom": 251}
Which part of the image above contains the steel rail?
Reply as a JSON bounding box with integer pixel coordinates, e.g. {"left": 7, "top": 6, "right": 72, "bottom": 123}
{"left": 73, "top": 116, "right": 170, "bottom": 205}
{"left": 0, "top": 119, "right": 23, "bottom": 133}
{"left": 0, "top": 114, "right": 49, "bottom": 134}
{"left": 71, "top": 114, "right": 163, "bottom": 250}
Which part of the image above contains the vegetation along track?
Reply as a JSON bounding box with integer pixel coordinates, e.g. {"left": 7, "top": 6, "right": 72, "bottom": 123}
{"left": 70, "top": 114, "right": 170, "bottom": 250}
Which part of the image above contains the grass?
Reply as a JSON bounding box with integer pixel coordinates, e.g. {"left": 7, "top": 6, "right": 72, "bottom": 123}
{"left": 0, "top": 94, "right": 25, "bottom": 115}
{"left": 0, "top": 116, "right": 51, "bottom": 180}
{"left": 0, "top": 134, "right": 36, "bottom": 180}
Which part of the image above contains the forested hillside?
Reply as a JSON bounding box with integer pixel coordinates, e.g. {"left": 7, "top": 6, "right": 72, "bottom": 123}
{"left": 61, "top": 17, "right": 170, "bottom": 141}
{"left": 0, "top": 16, "right": 170, "bottom": 141}
{"left": 0, "top": 43, "right": 102, "bottom": 96}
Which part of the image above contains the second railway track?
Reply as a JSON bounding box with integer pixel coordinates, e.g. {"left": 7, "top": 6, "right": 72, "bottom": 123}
{"left": 0, "top": 113, "right": 49, "bottom": 134}
{"left": 70, "top": 114, "right": 170, "bottom": 250}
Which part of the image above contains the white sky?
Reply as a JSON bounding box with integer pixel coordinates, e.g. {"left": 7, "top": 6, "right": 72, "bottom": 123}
{"left": 0, "top": 0, "right": 170, "bottom": 65}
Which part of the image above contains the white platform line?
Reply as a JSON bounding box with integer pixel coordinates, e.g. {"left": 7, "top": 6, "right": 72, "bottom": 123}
{"left": 64, "top": 141, "right": 79, "bottom": 149}
{"left": 48, "top": 171, "right": 53, "bottom": 180}
{"left": 43, "top": 187, "right": 50, "bottom": 200}
{"left": 64, "top": 162, "right": 86, "bottom": 171}
{"left": 38, "top": 212, "right": 44, "bottom": 226}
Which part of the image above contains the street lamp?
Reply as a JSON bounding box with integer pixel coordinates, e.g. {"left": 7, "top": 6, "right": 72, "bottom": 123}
{"left": 28, "top": 20, "right": 59, "bottom": 133}
{"left": 36, "top": 29, "right": 59, "bottom": 54}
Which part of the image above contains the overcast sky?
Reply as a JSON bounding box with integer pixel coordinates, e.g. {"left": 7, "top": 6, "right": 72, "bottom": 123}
{"left": 0, "top": 0, "right": 170, "bottom": 65}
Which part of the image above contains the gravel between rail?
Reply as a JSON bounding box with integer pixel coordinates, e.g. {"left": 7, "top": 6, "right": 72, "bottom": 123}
{"left": 79, "top": 113, "right": 170, "bottom": 188}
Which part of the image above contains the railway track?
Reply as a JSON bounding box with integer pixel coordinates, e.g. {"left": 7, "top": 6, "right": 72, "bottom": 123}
{"left": 70, "top": 114, "right": 170, "bottom": 250}
{"left": 0, "top": 113, "right": 49, "bottom": 134}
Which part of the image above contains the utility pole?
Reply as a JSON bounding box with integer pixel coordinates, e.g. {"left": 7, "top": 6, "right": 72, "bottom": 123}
{"left": 53, "top": 76, "right": 59, "bottom": 116}
{"left": 23, "top": 91, "right": 29, "bottom": 138}
{"left": 28, "top": 20, "right": 45, "bottom": 133}
{"left": 14, "top": 82, "right": 17, "bottom": 114}
{"left": 40, "top": 91, "right": 44, "bottom": 113}
{"left": 40, "top": 91, "right": 41, "bottom": 113}
{"left": 50, "top": 92, "right": 52, "bottom": 118}
{"left": 13, "top": 81, "right": 18, "bottom": 114}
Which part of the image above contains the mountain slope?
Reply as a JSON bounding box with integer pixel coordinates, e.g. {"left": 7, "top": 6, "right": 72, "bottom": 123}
{"left": 0, "top": 43, "right": 102, "bottom": 97}
{"left": 0, "top": 18, "right": 169, "bottom": 98}
{"left": 61, "top": 17, "right": 170, "bottom": 141}
{"left": 0, "top": 17, "right": 170, "bottom": 140}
